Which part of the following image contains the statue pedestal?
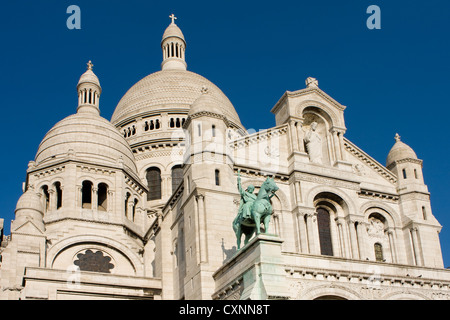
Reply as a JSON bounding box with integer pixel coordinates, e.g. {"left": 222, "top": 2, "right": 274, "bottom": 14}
{"left": 212, "top": 234, "right": 289, "bottom": 300}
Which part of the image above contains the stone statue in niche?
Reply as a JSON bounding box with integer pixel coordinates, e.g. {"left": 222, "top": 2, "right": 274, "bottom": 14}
{"left": 304, "top": 122, "right": 323, "bottom": 164}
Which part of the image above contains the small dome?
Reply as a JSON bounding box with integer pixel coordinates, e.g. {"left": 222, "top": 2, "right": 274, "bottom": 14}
{"left": 35, "top": 112, "right": 139, "bottom": 176}
{"left": 189, "top": 87, "right": 224, "bottom": 116}
{"left": 77, "top": 61, "right": 101, "bottom": 89}
{"left": 15, "top": 187, "right": 43, "bottom": 214}
{"left": 386, "top": 134, "right": 418, "bottom": 168}
{"left": 162, "top": 22, "right": 185, "bottom": 43}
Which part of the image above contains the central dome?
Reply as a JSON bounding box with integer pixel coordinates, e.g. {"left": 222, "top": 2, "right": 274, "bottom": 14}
{"left": 111, "top": 69, "right": 244, "bottom": 129}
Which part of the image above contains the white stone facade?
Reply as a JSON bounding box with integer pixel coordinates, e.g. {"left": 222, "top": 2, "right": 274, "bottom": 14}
{"left": 1, "top": 17, "right": 449, "bottom": 300}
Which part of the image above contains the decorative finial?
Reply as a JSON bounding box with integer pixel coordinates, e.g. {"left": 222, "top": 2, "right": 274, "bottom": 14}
{"left": 169, "top": 13, "right": 177, "bottom": 24}
{"left": 395, "top": 133, "right": 401, "bottom": 142}
{"left": 87, "top": 60, "right": 94, "bottom": 71}
{"left": 306, "top": 77, "right": 319, "bottom": 88}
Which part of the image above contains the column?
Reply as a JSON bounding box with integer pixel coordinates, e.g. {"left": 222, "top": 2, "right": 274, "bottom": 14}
{"left": 107, "top": 190, "right": 114, "bottom": 213}
{"left": 387, "top": 229, "right": 398, "bottom": 263}
{"left": 410, "top": 227, "right": 423, "bottom": 266}
{"left": 355, "top": 220, "right": 368, "bottom": 260}
{"left": 196, "top": 194, "right": 208, "bottom": 263}
{"left": 348, "top": 220, "right": 360, "bottom": 259}
{"left": 338, "top": 131, "right": 346, "bottom": 161}
{"left": 296, "top": 122, "right": 305, "bottom": 152}
{"left": 48, "top": 188, "right": 56, "bottom": 212}
{"left": 296, "top": 212, "right": 309, "bottom": 253}
{"left": 332, "top": 130, "right": 341, "bottom": 161}
{"left": 289, "top": 120, "right": 299, "bottom": 152}
{"left": 306, "top": 212, "right": 320, "bottom": 254}
{"left": 92, "top": 187, "right": 98, "bottom": 211}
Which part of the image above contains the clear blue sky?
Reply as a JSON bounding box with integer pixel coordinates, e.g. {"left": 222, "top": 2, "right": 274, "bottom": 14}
{"left": 1, "top": 0, "right": 449, "bottom": 265}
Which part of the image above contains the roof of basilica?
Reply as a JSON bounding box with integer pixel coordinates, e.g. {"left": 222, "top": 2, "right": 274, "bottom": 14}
{"left": 111, "top": 69, "right": 244, "bottom": 128}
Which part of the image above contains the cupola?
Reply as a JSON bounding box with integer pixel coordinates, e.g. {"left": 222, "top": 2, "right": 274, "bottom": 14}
{"left": 161, "top": 14, "right": 187, "bottom": 71}
{"left": 77, "top": 61, "right": 102, "bottom": 114}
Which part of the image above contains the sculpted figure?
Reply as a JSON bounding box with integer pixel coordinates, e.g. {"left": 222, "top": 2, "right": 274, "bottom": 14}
{"left": 237, "top": 170, "right": 256, "bottom": 220}
{"left": 233, "top": 170, "right": 279, "bottom": 250}
{"left": 304, "top": 121, "right": 323, "bottom": 164}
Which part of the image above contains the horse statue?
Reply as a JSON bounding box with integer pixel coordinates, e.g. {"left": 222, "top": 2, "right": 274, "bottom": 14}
{"left": 232, "top": 170, "right": 279, "bottom": 250}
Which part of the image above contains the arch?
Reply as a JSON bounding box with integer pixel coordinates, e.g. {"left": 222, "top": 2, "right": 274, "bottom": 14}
{"left": 97, "top": 183, "right": 108, "bottom": 212}
{"left": 360, "top": 201, "right": 401, "bottom": 229}
{"left": 53, "top": 181, "right": 63, "bottom": 210}
{"left": 41, "top": 185, "right": 50, "bottom": 213}
{"left": 296, "top": 100, "right": 342, "bottom": 128}
{"left": 146, "top": 167, "right": 162, "bottom": 201}
{"left": 171, "top": 165, "right": 183, "bottom": 193}
{"left": 125, "top": 192, "right": 131, "bottom": 218}
{"left": 305, "top": 185, "right": 357, "bottom": 215}
{"left": 47, "top": 235, "right": 144, "bottom": 276}
{"left": 81, "top": 180, "right": 93, "bottom": 209}
{"left": 298, "top": 283, "right": 363, "bottom": 300}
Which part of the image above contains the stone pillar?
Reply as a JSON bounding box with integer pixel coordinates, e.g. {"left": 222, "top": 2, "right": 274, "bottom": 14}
{"left": 92, "top": 187, "right": 98, "bottom": 211}
{"left": 410, "top": 227, "right": 423, "bottom": 266}
{"left": 289, "top": 120, "right": 299, "bottom": 152}
{"left": 296, "top": 212, "right": 308, "bottom": 253}
{"left": 348, "top": 220, "right": 360, "bottom": 259}
{"left": 355, "top": 220, "right": 368, "bottom": 260}
{"left": 48, "top": 188, "right": 56, "bottom": 212}
{"left": 196, "top": 194, "right": 208, "bottom": 263}
{"left": 296, "top": 122, "right": 305, "bottom": 152}
{"left": 332, "top": 130, "right": 341, "bottom": 161}
{"left": 387, "top": 229, "right": 398, "bottom": 263}
{"left": 306, "top": 212, "right": 320, "bottom": 255}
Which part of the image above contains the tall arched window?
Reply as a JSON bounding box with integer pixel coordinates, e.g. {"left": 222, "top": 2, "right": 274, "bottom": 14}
{"left": 146, "top": 167, "right": 162, "bottom": 201}
{"left": 317, "top": 208, "right": 333, "bottom": 256}
{"left": 374, "top": 243, "right": 384, "bottom": 262}
{"left": 132, "top": 199, "right": 138, "bottom": 222}
{"left": 82, "top": 181, "right": 93, "bottom": 209}
{"left": 54, "top": 182, "right": 62, "bottom": 210}
{"left": 41, "top": 185, "right": 50, "bottom": 213}
{"left": 172, "top": 165, "right": 183, "bottom": 193}
{"left": 124, "top": 192, "right": 131, "bottom": 217}
{"left": 215, "top": 169, "right": 220, "bottom": 186}
{"left": 98, "top": 183, "right": 108, "bottom": 212}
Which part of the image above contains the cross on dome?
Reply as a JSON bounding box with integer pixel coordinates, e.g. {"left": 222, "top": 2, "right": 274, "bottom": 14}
{"left": 395, "top": 133, "right": 401, "bottom": 142}
{"left": 169, "top": 14, "right": 177, "bottom": 24}
{"left": 87, "top": 60, "right": 94, "bottom": 70}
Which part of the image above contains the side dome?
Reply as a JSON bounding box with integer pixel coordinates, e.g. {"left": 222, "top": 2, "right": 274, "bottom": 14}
{"left": 111, "top": 69, "right": 244, "bottom": 129}
{"left": 15, "top": 187, "right": 43, "bottom": 214}
{"left": 189, "top": 87, "right": 224, "bottom": 116}
{"left": 35, "top": 112, "right": 138, "bottom": 175}
{"left": 386, "top": 133, "right": 418, "bottom": 168}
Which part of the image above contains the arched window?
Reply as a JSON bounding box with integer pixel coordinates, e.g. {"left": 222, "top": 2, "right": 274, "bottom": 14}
{"left": 146, "top": 167, "right": 162, "bottom": 201}
{"left": 402, "top": 169, "right": 407, "bottom": 179}
{"left": 317, "top": 208, "right": 333, "bottom": 256}
{"left": 124, "top": 192, "right": 131, "bottom": 217}
{"left": 41, "top": 185, "right": 50, "bottom": 213}
{"left": 215, "top": 169, "right": 220, "bottom": 186}
{"left": 198, "top": 124, "right": 202, "bottom": 137}
{"left": 97, "top": 183, "right": 108, "bottom": 212}
{"left": 172, "top": 165, "right": 183, "bottom": 193}
{"left": 54, "top": 182, "right": 62, "bottom": 210}
{"left": 374, "top": 243, "right": 384, "bottom": 262}
{"left": 132, "top": 199, "right": 138, "bottom": 222}
{"left": 155, "top": 119, "right": 161, "bottom": 129}
{"left": 82, "top": 181, "right": 93, "bottom": 209}
{"left": 212, "top": 125, "right": 216, "bottom": 137}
